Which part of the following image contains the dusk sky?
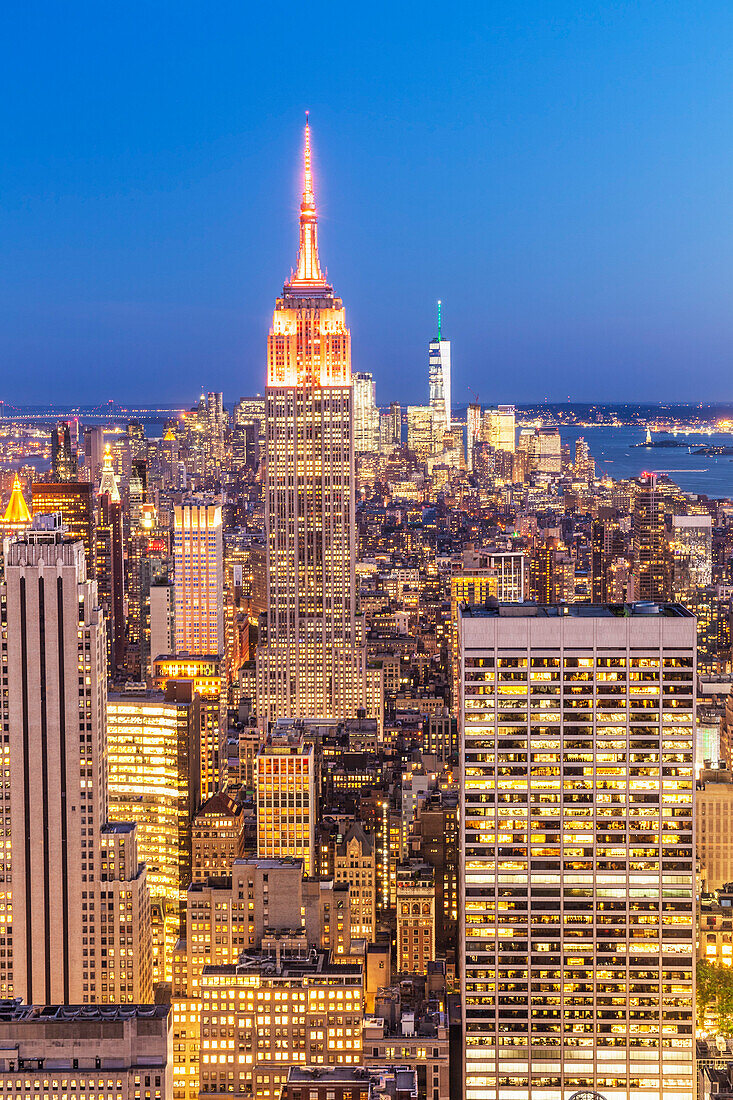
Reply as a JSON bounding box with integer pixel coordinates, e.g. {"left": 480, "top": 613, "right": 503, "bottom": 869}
{"left": 2, "top": 2, "right": 732, "bottom": 406}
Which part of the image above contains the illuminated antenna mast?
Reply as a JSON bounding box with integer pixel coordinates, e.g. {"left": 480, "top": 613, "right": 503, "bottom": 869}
{"left": 437, "top": 299, "right": 442, "bottom": 341}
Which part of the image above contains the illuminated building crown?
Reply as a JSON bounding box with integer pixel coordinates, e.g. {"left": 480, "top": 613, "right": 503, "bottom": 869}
{"left": 267, "top": 116, "right": 351, "bottom": 388}
{"left": 2, "top": 474, "right": 31, "bottom": 526}
{"left": 99, "top": 444, "right": 121, "bottom": 503}
{"left": 285, "top": 112, "right": 331, "bottom": 297}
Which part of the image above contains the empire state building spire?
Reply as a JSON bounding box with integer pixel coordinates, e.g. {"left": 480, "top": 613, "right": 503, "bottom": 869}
{"left": 289, "top": 112, "right": 328, "bottom": 289}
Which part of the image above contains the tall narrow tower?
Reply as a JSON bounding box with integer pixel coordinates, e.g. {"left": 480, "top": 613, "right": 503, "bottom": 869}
{"left": 257, "top": 116, "right": 365, "bottom": 723}
{"left": 428, "top": 299, "right": 451, "bottom": 438}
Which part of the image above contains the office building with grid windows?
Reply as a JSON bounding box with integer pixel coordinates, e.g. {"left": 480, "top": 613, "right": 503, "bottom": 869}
{"left": 459, "top": 602, "right": 695, "bottom": 1100}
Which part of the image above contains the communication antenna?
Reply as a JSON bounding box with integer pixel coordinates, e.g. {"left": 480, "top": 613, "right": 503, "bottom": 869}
{"left": 437, "top": 300, "right": 442, "bottom": 341}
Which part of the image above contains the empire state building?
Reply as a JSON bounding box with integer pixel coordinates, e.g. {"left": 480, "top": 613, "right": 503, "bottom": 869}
{"left": 257, "top": 117, "right": 370, "bottom": 723}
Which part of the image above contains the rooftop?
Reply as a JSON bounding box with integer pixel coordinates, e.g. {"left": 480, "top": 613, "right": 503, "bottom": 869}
{"left": 460, "top": 600, "right": 693, "bottom": 619}
{"left": 0, "top": 1001, "right": 169, "bottom": 1023}
{"left": 203, "top": 948, "right": 362, "bottom": 980}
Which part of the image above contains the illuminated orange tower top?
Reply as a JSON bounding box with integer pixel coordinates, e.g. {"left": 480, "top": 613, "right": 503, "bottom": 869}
{"left": 267, "top": 114, "right": 351, "bottom": 387}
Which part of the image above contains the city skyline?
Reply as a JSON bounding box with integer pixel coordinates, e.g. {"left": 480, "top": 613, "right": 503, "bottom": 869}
{"left": 2, "top": 5, "right": 733, "bottom": 405}
{"left": 1, "top": 9, "right": 733, "bottom": 1099}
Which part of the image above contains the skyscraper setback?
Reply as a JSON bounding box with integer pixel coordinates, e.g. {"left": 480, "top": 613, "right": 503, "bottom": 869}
{"left": 256, "top": 117, "right": 368, "bottom": 722}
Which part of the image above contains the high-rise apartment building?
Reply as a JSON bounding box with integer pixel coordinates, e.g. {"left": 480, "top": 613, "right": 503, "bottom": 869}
{"left": 191, "top": 790, "right": 244, "bottom": 881}
{"left": 353, "top": 371, "right": 379, "bottom": 453}
{"left": 334, "top": 821, "right": 376, "bottom": 942}
{"left": 97, "top": 446, "right": 125, "bottom": 671}
{"left": 0, "top": 517, "right": 152, "bottom": 1003}
{"left": 206, "top": 392, "right": 225, "bottom": 466}
{"left": 173, "top": 500, "right": 224, "bottom": 656}
{"left": 256, "top": 117, "right": 367, "bottom": 722}
{"left": 428, "top": 301, "right": 451, "bottom": 437}
{"left": 459, "top": 601, "right": 695, "bottom": 1100}
{"left": 389, "top": 401, "right": 401, "bottom": 447}
{"left": 634, "top": 473, "right": 670, "bottom": 602}
{"left": 697, "top": 771, "right": 733, "bottom": 891}
{"left": 255, "top": 732, "right": 315, "bottom": 874}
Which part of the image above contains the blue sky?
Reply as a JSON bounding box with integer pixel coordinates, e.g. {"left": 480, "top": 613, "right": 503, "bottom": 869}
{"left": 1, "top": 2, "right": 732, "bottom": 405}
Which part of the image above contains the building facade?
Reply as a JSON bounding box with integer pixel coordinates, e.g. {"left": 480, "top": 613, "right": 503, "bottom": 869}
{"left": 255, "top": 733, "right": 315, "bottom": 875}
{"left": 459, "top": 602, "right": 695, "bottom": 1100}
{"left": 173, "top": 501, "right": 224, "bottom": 657}
{"left": 0, "top": 1003, "right": 171, "bottom": 1100}
{"left": 256, "top": 118, "right": 367, "bottom": 723}
{"left": 353, "top": 372, "right": 379, "bottom": 454}
{"left": 0, "top": 518, "right": 152, "bottom": 1003}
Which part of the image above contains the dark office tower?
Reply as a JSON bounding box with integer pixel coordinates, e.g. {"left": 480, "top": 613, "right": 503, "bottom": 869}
{"left": 231, "top": 423, "right": 259, "bottom": 471}
{"left": 132, "top": 458, "right": 147, "bottom": 494}
{"left": 591, "top": 516, "right": 625, "bottom": 603}
{"left": 633, "top": 473, "right": 670, "bottom": 601}
{"left": 125, "top": 502, "right": 171, "bottom": 681}
{"left": 31, "top": 480, "right": 96, "bottom": 576}
{"left": 96, "top": 449, "right": 125, "bottom": 672}
{"left": 129, "top": 461, "right": 145, "bottom": 532}
{"left": 206, "top": 392, "right": 225, "bottom": 466}
{"left": 51, "top": 422, "right": 78, "bottom": 482}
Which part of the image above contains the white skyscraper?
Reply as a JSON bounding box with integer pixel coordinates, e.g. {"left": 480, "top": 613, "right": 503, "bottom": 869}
{"left": 459, "top": 601, "right": 695, "bottom": 1100}
{"left": 353, "top": 371, "right": 380, "bottom": 453}
{"left": 173, "top": 500, "right": 224, "bottom": 656}
{"left": 428, "top": 300, "right": 451, "bottom": 439}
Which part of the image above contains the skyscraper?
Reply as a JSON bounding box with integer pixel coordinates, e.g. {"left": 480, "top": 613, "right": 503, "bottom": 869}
{"left": 255, "top": 731, "right": 315, "bottom": 874}
{"left": 107, "top": 685, "right": 201, "bottom": 974}
{"left": 466, "top": 402, "right": 482, "bottom": 471}
{"left": 353, "top": 371, "right": 379, "bottom": 453}
{"left": 634, "top": 472, "right": 670, "bottom": 601}
{"left": 0, "top": 515, "right": 152, "bottom": 1003}
{"left": 482, "top": 405, "right": 516, "bottom": 454}
{"left": 96, "top": 445, "right": 125, "bottom": 671}
{"left": 459, "top": 601, "right": 695, "bottom": 1099}
{"left": 428, "top": 300, "right": 451, "bottom": 437}
{"left": 32, "top": 480, "right": 96, "bottom": 576}
{"left": 256, "top": 116, "right": 367, "bottom": 722}
{"left": 173, "top": 500, "right": 224, "bottom": 656}
{"left": 51, "top": 421, "right": 78, "bottom": 482}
